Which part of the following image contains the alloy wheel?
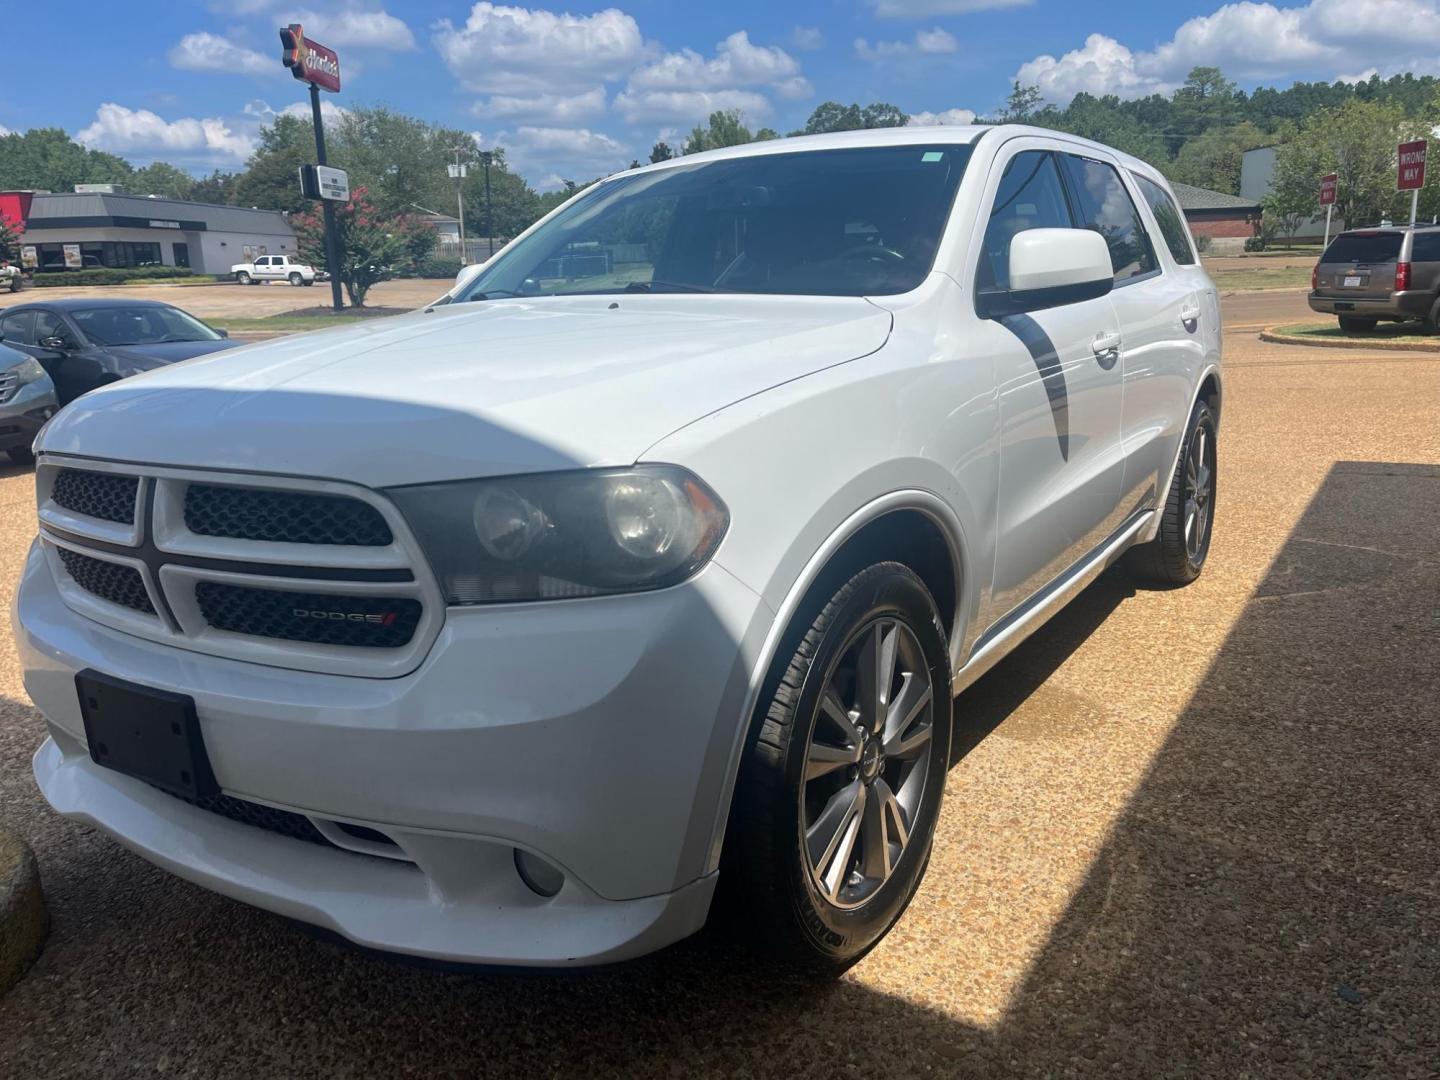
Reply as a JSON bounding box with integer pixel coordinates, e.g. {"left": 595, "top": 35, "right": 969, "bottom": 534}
{"left": 801, "top": 617, "right": 935, "bottom": 910}
{"left": 1183, "top": 420, "right": 1215, "bottom": 562}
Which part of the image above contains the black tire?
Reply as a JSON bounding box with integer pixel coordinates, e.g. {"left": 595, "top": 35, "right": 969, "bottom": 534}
{"left": 1424, "top": 298, "right": 1440, "bottom": 335}
{"left": 302, "top": 279, "right": 315, "bottom": 286}
{"left": 235, "top": 271, "right": 251, "bottom": 285}
{"left": 1127, "top": 398, "right": 1217, "bottom": 586}
{"left": 288, "top": 272, "right": 303, "bottom": 286}
{"left": 6, "top": 446, "right": 35, "bottom": 466}
{"left": 1337, "top": 315, "right": 1377, "bottom": 332}
{"left": 721, "top": 561, "right": 952, "bottom": 977}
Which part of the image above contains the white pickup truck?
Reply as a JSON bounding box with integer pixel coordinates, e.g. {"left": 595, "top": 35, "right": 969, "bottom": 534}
{"left": 230, "top": 254, "right": 318, "bottom": 286}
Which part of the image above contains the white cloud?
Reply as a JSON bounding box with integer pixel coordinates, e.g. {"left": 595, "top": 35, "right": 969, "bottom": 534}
{"left": 168, "top": 32, "right": 274, "bottom": 77}
{"left": 279, "top": 9, "right": 417, "bottom": 50}
{"left": 855, "top": 27, "right": 958, "bottom": 61}
{"left": 613, "top": 88, "right": 774, "bottom": 125}
{"left": 473, "top": 88, "right": 608, "bottom": 124}
{"left": 628, "top": 31, "right": 806, "bottom": 93}
{"left": 495, "top": 125, "right": 630, "bottom": 178}
{"left": 791, "top": 26, "right": 824, "bottom": 50}
{"left": 75, "top": 103, "right": 256, "bottom": 164}
{"left": 1016, "top": 1, "right": 1440, "bottom": 104}
{"left": 433, "top": 3, "right": 646, "bottom": 94}
{"left": 242, "top": 98, "right": 349, "bottom": 124}
{"left": 908, "top": 108, "right": 977, "bottom": 126}
{"left": 869, "top": 0, "right": 1031, "bottom": 17}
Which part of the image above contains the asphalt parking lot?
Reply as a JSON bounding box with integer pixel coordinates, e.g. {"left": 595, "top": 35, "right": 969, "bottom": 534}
{"left": 1, "top": 287, "right": 1437, "bottom": 1077}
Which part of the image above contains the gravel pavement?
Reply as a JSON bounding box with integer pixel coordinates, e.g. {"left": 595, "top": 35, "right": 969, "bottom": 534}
{"left": 1, "top": 290, "right": 1437, "bottom": 1077}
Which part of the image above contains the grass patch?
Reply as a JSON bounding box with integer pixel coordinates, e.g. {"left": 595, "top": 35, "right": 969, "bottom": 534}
{"left": 213, "top": 307, "right": 411, "bottom": 333}
{"left": 1269, "top": 321, "right": 1438, "bottom": 342}
{"left": 1209, "top": 265, "right": 1313, "bottom": 291}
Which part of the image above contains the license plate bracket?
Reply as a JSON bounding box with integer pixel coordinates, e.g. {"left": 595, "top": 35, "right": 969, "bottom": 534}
{"left": 76, "top": 670, "right": 218, "bottom": 799}
{"left": 1343, "top": 275, "right": 1363, "bottom": 287}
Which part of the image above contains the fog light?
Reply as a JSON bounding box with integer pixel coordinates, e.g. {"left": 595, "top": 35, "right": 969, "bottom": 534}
{"left": 514, "top": 848, "right": 564, "bottom": 898}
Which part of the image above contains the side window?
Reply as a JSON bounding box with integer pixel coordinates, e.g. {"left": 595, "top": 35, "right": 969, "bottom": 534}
{"left": 980, "top": 150, "right": 1073, "bottom": 290}
{"left": 1059, "top": 154, "right": 1157, "bottom": 284}
{"left": 254, "top": 257, "right": 270, "bottom": 267}
{"left": 1133, "top": 174, "right": 1196, "bottom": 265}
{"left": 1411, "top": 232, "right": 1440, "bottom": 262}
{"left": 34, "top": 311, "right": 77, "bottom": 348}
{"left": 0, "top": 310, "right": 34, "bottom": 345}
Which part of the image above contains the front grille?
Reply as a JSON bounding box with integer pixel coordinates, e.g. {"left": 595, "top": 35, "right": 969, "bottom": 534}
{"left": 167, "top": 787, "right": 332, "bottom": 847}
{"left": 52, "top": 468, "right": 138, "bottom": 524}
{"left": 0, "top": 371, "right": 17, "bottom": 405}
{"left": 57, "top": 548, "right": 154, "bottom": 614}
{"left": 184, "top": 484, "right": 393, "bottom": 546}
{"left": 194, "top": 582, "right": 422, "bottom": 648}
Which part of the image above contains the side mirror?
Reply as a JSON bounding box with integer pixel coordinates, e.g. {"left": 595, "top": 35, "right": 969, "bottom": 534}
{"left": 977, "top": 228, "right": 1113, "bottom": 318}
{"left": 38, "top": 335, "right": 69, "bottom": 352}
{"left": 215, "top": 328, "right": 229, "bottom": 338}
{"left": 454, "top": 263, "right": 486, "bottom": 293}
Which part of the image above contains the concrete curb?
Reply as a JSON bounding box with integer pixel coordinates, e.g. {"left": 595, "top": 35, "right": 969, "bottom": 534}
{"left": 1259, "top": 325, "right": 1440, "bottom": 352}
{"left": 0, "top": 826, "right": 48, "bottom": 996}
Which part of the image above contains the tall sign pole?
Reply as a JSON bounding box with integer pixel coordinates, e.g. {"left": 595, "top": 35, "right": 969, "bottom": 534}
{"left": 447, "top": 148, "right": 469, "bottom": 265}
{"left": 281, "top": 24, "right": 344, "bottom": 312}
{"left": 1398, "top": 139, "right": 1427, "bottom": 228}
{"left": 1319, "top": 173, "right": 1337, "bottom": 249}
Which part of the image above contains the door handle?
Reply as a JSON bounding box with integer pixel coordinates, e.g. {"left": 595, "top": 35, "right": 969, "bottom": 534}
{"left": 1179, "top": 303, "right": 1201, "bottom": 328}
{"left": 1092, "top": 330, "right": 1122, "bottom": 360}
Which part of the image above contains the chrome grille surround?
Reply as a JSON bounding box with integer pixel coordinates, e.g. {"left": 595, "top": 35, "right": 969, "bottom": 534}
{"left": 0, "top": 371, "right": 18, "bottom": 405}
{"left": 35, "top": 456, "right": 444, "bottom": 678}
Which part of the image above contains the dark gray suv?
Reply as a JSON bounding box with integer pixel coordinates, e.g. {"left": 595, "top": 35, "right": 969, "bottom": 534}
{"left": 1309, "top": 225, "right": 1440, "bottom": 331}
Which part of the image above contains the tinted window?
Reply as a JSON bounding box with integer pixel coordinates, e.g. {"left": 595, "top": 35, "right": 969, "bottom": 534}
{"left": 1323, "top": 233, "right": 1403, "bottom": 264}
{"left": 71, "top": 306, "right": 222, "bottom": 346}
{"left": 0, "top": 310, "right": 33, "bottom": 345}
{"left": 1060, "top": 154, "right": 1157, "bottom": 283}
{"left": 33, "top": 311, "right": 78, "bottom": 348}
{"left": 457, "top": 144, "right": 973, "bottom": 299}
{"left": 1410, "top": 232, "right": 1440, "bottom": 262}
{"left": 980, "top": 151, "right": 1073, "bottom": 290}
{"left": 254, "top": 257, "right": 270, "bottom": 266}
{"left": 1133, "top": 174, "right": 1195, "bottom": 265}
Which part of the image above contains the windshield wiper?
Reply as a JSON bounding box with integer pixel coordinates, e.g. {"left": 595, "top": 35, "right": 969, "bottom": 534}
{"left": 624, "top": 280, "right": 713, "bottom": 294}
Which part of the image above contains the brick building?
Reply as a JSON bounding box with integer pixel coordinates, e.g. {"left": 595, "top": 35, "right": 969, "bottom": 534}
{"left": 1170, "top": 182, "right": 1262, "bottom": 255}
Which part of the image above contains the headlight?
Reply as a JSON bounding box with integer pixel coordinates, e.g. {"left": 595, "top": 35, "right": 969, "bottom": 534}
{"left": 388, "top": 465, "right": 729, "bottom": 604}
{"left": 14, "top": 357, "right": 46, "bottom": 386}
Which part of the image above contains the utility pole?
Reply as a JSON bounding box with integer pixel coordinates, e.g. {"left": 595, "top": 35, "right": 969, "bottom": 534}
{"left": 447, "top": 146, "right": 469, "bottom": 264}
{"left": 479, "top": 150, "right": 495, "bottom": 258}
{"left": 309, "top": 83, "right": 344, "bottom": 313}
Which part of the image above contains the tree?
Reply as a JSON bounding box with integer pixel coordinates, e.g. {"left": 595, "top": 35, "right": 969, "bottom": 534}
{"left": 0, "top": 213, "right": 22, "bottom": 264}
{"left": 130, "top": 161, "right": 196, "bottom": 200}
{"left": 1172, "top": 66, "right": 1243, "bottom": 137}
{"left": 291, "top": 186, "right": 436, "bottom": 307}
{"left": 332, "top": 106, "right": 475, "bottom": 219}
{"left": 1167, "top": 121, "right": 1270, "bottom": 194}
{"left": 233, "top": 114, "right": 314, "bottom": 213}
{"left": 0, "top": 127, "right": 133, "bottom": 192}
{"left": 460, "top": 152, "right": 542, "bottom": 241}
{"left": 1000, "top": 82, "right": 1045, "bottom": 123}
{"left": 684, "top": 110, "right": 755, "bottom": 154}
{"left": 801, "top": 101, "right": 907, "bottom": 135}
{"left": 189, "top": 170, "right": 240, "bottom": 206}
{"left": 649, "top": 141, "right": 675, "bottom": 163}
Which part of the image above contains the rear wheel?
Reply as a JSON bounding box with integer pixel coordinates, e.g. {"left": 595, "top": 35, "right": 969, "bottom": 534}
{"left": 302, "top": 278, "right": 315, "bottom": 286}
{"left": 1338, "top": 315, "right": 1377, "bottom": 332}
{"left": 722, "top": 562, "right": 952, "bottom": 977}
{"left": 235, "top": 271, "right": 251, "bottom": 285}
{"left": 1424, "top": 298, "right": 1440, "bottom": 334}
{"left": 288, "top": 272, "right": 303, "bottom": 286}
{"left": 1128, "top": 398, "right": 1217, "bottom": 586}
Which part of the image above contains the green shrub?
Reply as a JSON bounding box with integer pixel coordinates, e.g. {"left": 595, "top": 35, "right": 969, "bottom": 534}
{"left": 1193, "top": 233, "right": 1213, "bottom": 254}
{"left": 415, "top": 255, "right": 464, "bottom": 279}
{"left": 1243, "top": 235, "right": 1266, "bottom": 252}
{"left": 31, "top": 266, "right": 203, "bottom": 287}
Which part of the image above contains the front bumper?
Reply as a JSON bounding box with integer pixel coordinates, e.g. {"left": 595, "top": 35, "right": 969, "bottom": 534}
{"left": 1307, "top": 290, "right": 1433, "bottom": 318}
{"left": 0, "top": 380, "right": 58, "bottom": 452}
{"left": 17, "top": 540, "right": 773, "bottom": 964}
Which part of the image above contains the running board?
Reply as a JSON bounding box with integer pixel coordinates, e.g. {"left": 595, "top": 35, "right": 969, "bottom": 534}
{"left": 951, "top": 510, "right": 1154, "bottom": 695}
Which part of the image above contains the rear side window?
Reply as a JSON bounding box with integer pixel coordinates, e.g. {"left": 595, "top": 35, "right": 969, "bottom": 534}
{"left": 1059, "top": 154, "right": 1157, "bottom": 284}
{"left": 0, "top": 310, "right": 34, "bottom": 345}
{"left": 1132, "top": 174, "right": 1196, "bottom": 265}
{"left": 1410, "top": 232, "right": 1440, "bottom": 262}
{"left": 980, "top": 150, "right": 1073, "bottom": 290}
{"left": 1323, "top": 233, "right": 1403, "bottom": 264}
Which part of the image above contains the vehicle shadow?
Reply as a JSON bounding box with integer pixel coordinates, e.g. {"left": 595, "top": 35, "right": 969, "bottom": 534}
{"left": 1, "top": 462, "right": 1436, "bottom": 1076}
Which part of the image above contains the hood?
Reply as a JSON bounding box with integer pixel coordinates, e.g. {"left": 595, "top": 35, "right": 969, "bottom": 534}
{"left": 39, "top": 295, "right": 891, "bottom": 487}
{"left": 103, "top": 339, "right": 243, "bottom": 370}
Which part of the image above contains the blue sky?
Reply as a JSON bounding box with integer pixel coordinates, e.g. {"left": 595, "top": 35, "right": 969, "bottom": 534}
{"left": 2, "top": 1, "right": 1435, "bottom": 188}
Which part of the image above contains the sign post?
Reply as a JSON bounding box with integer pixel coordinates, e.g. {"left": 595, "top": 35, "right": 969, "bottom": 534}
{"left": 281, "top": 24, "right": 344, "bottom": 312}
{"left": 1397, "top": 139, "right": 1426, "bottom": 228}
{"left": 1319, "top": 172, "right": 1337, "bottom": 249}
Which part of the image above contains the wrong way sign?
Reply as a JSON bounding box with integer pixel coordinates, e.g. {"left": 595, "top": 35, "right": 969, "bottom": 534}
{"left": 1398, "top": 140, "right": 1427, "bottom": 191}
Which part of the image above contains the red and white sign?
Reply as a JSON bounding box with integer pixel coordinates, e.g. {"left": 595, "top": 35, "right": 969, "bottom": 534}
{"left": 1397, "top": 140, "right": 1427, "bottom": 191}
{"left": 280, "top": 24, "right": 341, "bottom": 93}
{"left": 1319, "top": 173, "right": 1337, "bottom": 206}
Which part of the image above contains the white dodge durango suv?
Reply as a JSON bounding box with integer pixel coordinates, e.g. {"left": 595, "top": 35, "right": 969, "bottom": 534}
{"left": 15, "top": 126, "right": 1220, "bottom": 974}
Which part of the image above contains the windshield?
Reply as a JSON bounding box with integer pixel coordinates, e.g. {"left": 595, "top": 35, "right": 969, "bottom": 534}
{"left": 1323, "top": 233, "right": 1404, "bottom": 264}
{"left": 456, "top": 144, "right": 973, "bottom": 301}
{"left": 71, "top": 306, "right": 222, "bottom": 346}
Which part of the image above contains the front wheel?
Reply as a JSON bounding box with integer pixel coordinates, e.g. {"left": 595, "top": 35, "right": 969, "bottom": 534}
{"left": 1337, "top": 315, "right": 1377, "bottom": 332}
{"left": 1127, "top": 398, "right": 1217, "bottom": 586}
{"left": 722, "top": 562, "right": 952, "bottom": 976}
{"left": 235, "top": 271, "right": 251, "bottom": 285}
